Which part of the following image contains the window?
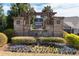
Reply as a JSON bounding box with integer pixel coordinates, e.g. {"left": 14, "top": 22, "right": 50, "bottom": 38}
{"left": 57, "top": 20, "right": 60, "bottom": 24}
{"left": 16, "top": 20, "right": 20, "bottom": 24}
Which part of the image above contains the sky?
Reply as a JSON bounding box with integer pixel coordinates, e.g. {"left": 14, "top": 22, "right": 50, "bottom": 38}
{"left": 2, "top": 3, "right": 79, "bottom": 17}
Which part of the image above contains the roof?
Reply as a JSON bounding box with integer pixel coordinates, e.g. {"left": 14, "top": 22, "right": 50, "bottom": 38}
{"left": 64, "top": 22, "right": 74, "bottom": 28}
{"left": 64, "top": 17, "right": 79, "bottom": 29}
{"left": 20, "top": 12, "right": 56, "bottom": 16}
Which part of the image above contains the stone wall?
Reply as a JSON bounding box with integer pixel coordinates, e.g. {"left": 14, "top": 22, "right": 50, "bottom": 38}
{"left": 13, "top": 16, "right": 64, "bottom": 37}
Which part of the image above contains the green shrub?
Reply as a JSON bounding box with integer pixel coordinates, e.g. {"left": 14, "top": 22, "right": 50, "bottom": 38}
{"left": 0, "top": 33, "right": 8, "bottom": 47}
{"left": 63, "top": 31, "right": 69, "bottom": 37}
{"left": 38, "top": 37, "right": 66, "bottom": 43}
{"left": 64, "top": 34, "right": 75, "bottom": 44}
{"left": 4, "top": 29, "right": 14, "bottom": 42}
{"left": 11, "top": 36, "right": 36, "bottom": 44}
{"left": 64, "top": 33, "right": 79, "bottom": 49}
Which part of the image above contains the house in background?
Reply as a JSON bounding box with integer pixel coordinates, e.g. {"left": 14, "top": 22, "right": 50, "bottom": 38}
{"left": 64, "top": 17, "right": 79, "bottom": 35}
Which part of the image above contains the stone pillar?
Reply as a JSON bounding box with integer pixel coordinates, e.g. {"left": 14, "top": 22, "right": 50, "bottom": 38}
{"left": 13, "top": 17, "right": 24, "bottom": 35}
{"left": 53, "top": 17, "right": 64, "bottom": 37}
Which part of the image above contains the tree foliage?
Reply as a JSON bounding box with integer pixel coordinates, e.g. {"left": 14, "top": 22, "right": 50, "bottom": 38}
{"left": 42, "top": 6, "right": 53, "bottom": 13}
{"left": 0, "top": 4, "right": 7, "bottom": 32}
{"left": 7, "top": 3, "right": 32, "bottom": 28}
{"left": 0, "top": 4, "right": 4, "bottom": 16}
{"left": 8, "top": 3, "right": 31, "bottom": 16}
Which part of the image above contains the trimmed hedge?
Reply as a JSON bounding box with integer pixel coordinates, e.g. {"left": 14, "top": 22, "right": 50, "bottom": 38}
{"left": 11, "top": 36, "right": 36, "bottom": 45}
{"left": 11, "top": 36, "right": 67, "bottom": 45}
{"left": 38, "top": 37, "right": 67, "bottom": 43}
{"left": 0, "top": 33, "right": 8, "bottom": 47}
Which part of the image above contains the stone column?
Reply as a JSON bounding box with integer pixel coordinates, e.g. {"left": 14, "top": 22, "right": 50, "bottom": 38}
{"left": 13, "top": 17, "right": 24, "bottom": 35}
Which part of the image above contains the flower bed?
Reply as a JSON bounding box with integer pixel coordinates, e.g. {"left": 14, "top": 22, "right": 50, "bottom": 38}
{"left": 8, "top": 45, "right": 32, "bottom": 52}
{"left": 6, "top": 45, "right": 77, "bottom": 55}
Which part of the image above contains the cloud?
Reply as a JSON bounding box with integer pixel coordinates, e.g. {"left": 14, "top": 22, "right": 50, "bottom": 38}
{"left": 58, "top": 7, "right": 79, "bottom": 16}
{"left": 31, "top": 3, "right": 49, "bottom": 12}
{"left": 31, "top": 3, "right": 79, "bottom": 16}
{"left": 49, "top": 3, "right": 79, "bottom": 16}
{"left": 3, "top": 3, "right": 79, "bottom": 16}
